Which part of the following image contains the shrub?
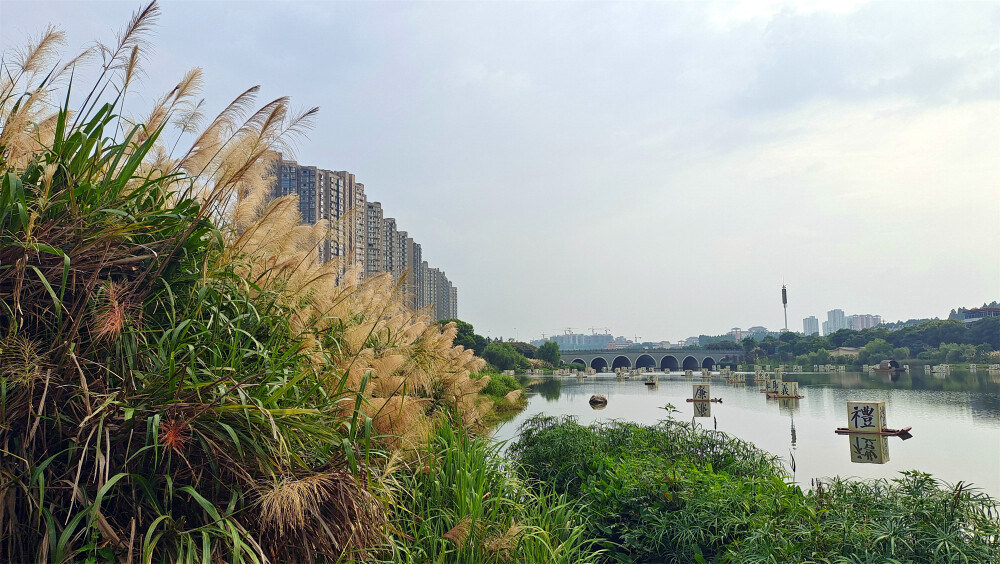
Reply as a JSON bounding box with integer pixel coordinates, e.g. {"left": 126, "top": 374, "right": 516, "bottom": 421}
{"left": 510, "top": 417, "right": 1000, "bottom": 563}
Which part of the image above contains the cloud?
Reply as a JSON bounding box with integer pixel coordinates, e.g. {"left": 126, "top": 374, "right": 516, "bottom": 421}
{"left": 737, "top": 2, "right": 1000, "bottom": 111}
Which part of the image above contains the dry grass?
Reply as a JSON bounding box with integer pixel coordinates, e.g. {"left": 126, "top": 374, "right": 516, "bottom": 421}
{"left": 258, "top": 470, "right": 387, "bottom": 563}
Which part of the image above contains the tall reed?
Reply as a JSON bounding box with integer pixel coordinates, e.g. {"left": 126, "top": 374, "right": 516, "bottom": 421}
{"left": 0, "top": 3, "right": 489, "bottom": 561}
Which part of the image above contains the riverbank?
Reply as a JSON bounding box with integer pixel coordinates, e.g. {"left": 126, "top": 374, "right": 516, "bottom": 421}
{"left": 495, "top": 370, "right": 1000, "bottom": 498}
{"left": 505, "top": 415, "right": 1000, "bottom": 563}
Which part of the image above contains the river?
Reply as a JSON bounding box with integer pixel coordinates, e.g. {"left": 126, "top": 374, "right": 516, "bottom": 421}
{"left": 493, "top": 368, "right": 1000, "bottom": 498}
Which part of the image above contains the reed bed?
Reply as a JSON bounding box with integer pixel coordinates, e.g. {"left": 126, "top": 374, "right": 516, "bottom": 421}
{"left": 0, "top": 3, "right": 492, "bottom": 562}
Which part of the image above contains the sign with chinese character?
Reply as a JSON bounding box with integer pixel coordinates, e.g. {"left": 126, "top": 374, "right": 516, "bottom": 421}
{"left": 847, "top": 401, "right": 887, "bottom": 432}
{"left": 693, "top": 401, "right": 711, "bottom": 418}
{"left": 777, "top": 381, "right": 799, "bottom": 397}
{"left": 848, "top": 434, "right": 890, "bottom": 464}
{"left": 692, "top": 384, "right": 710, "bottom": 401}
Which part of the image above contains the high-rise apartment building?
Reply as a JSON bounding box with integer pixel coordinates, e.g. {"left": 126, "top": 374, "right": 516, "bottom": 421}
{"left": 413, "top": 245, "right": 425, "bottom": 309}
{"left": 270, "top": 156, "right": 456, "bottom": 320}
{"left": 803, "top": 316, "right": 819, "bottom": 336}
{"left": 274, "top": 157, "right": 350, "bottom": 264}
{"left": 365, "top": 202, "right": 384, "bottom": 278}
{"left": 424, "top": 265, "right": 438, "bottom": 314}
{"left": 849, "top": 314, "right": 882, "bottom": 330}
{"left": 825, "top": 309, "right": 846, "bottom": 335}
{"left": 382, "top": 216, "right": 398, "bottom": 277}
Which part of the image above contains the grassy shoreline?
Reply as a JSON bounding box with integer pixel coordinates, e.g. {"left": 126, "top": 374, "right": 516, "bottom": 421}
{"left": 505, "top": 414, "right": 1000, "bottom": 563}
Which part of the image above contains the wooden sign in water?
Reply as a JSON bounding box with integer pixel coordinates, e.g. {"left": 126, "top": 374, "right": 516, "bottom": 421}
{"left": 846, "top": 401, "right": 888, "bottom": 432}
{"left": 693, "top": 401, "right": 711, "bottom": 417}
{"left": 692, "top": 383, "right": 710, "bottom": 401}
{"left": 776, "top": 381, "right": 799, "bottom": 398}
{"left": 848, "top": 434, "right": 890, "bottom": 464}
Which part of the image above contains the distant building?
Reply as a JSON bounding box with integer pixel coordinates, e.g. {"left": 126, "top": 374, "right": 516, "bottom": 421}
{"left": 365, "top": 202, "right": 384, "bottom": 278}
{"left": 964, "top": 307, "right": 1000, "bottom": 324}
{"left": 825, "top": 309, "right": 847, "bottom": 334}
{"left": 849, "top": 314, "right": 882, "bottom": 330}
{"left": 449, "top": 286, "right": 458, "bottom": 319}
{"left": 538, "top": 332, "right": 614, "bottom": 351}
{"left": 728, "top": 327, "right": 744, "bottom": 340}
{"left": 747, "top": 326, "right": 768, "bottom": 337}
{"left": 607, "top": 336, "right": 634, "bottom": 350}
{"left": 828, "top": 346, "right": 861, "bottom": 358}
{"left": 269, "top": 155, "right": 456, "bottom": 319}
{"left": 803, "top": 316, "right": 819, "bottom": 336}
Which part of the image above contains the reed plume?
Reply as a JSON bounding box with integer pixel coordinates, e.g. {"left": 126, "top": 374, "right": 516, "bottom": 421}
{"left": 0, "top": 3, "right": 495, "bottom": 562}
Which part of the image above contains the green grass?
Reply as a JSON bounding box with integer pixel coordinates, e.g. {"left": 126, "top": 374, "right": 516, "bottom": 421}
{"left": 382, "top": 421, "right": 602, "bottom": 563}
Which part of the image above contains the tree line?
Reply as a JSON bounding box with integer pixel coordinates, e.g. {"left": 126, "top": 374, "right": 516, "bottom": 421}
{"left": 438, "top": 318, "right": 562, "bottom": 371}
{"left": 738, "top": 317, "right": 999, "bottom": 365}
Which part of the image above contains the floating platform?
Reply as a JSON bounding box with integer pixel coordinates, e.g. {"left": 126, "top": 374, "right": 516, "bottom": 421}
{"left": 766, "top": 393, "right": 804, "bottom": 399}
{"left": 835, "top": 426, "right": 912, "bottom": 437}
{"left": 644, "top": 381, "right": 657, "bottom": 386}
{"left": 686, "top": 398, "right": 723, "bottom": 403}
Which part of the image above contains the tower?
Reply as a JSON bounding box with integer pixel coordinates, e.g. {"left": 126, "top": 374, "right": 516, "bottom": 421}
{"left": 782, "top": 285, "right": 788, "bottom": 332}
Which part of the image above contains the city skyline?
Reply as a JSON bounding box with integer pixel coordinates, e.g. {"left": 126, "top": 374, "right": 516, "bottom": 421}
{"left": 4, "top": 1, "right": 997, "bottom": 341}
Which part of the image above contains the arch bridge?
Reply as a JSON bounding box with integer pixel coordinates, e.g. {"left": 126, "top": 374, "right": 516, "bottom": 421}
{"left": 561, "top": 348, "right": 746, "bottom": 372}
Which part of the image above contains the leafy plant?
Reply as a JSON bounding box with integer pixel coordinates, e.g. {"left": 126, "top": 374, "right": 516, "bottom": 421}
{"left": 510, "top": 417, "right": 1000, "bottom": 563}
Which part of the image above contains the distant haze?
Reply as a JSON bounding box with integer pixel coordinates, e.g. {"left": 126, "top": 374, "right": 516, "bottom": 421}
{"left": 3, "top": 1, "right": 997, "bottom": 341}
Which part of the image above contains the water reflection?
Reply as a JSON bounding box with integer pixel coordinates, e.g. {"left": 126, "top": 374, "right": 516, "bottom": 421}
{"left": 776, "top": 398, "right": 800, "bottom": 415}
{"left": 520, "top": 375, "right": 562, "bottom": 401}
{"left": 497, "top": 368, "right": 1000, "bottom": 497}
{"left": 848, "top": 434, "right": 890, "bottom": 464}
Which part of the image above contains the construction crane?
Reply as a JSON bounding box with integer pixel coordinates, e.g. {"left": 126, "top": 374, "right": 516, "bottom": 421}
{"left": 563, "top": 327, "right": 576, "bottom": 335}
{"left": 589, "top": 326, "right": 611, "bottom": 335}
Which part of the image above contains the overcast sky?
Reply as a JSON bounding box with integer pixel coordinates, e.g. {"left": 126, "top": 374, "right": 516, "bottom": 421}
{"left": 3, "top": 0, "right": 998, "bottom": 342}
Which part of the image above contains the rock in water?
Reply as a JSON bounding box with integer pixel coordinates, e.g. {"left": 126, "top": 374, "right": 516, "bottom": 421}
{"left": 589, "top": 394, "right": 608, "bottom": 406}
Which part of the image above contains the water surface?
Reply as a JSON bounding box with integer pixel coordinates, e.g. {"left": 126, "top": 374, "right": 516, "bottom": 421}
{"left": 493, "top": 369, "right": 1000, "bottom": 497}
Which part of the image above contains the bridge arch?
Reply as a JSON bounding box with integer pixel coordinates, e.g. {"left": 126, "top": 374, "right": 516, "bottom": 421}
{"left": 701, "top": 356, "right": 716, "bottom": 370}
{"left": 612, "top": 356, "right": 632, "bottom": 370}
{"left": 635, "top": 354, "right": 656, "bottom": 369}
{"left": 590, "top": 357, "right": 609, "bottom": 372}
{"left": 682, "top": 356, "right": 699, "bottom": 370}
{"left": 570, "top": 358, "right": 586, "bottom": 367}
{"left": 660, "top": 355, "right": 679, "bottom": 370}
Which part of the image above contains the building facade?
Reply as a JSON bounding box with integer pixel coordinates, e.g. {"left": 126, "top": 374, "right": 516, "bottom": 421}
{"left": 803, "top": 316, "right": 819, "bottom": 336}
{"left": 270, "top": 156, "right": 457, "bottom": 321}
{"left": 825, "top": 309, "right": 846, "bottom": 334}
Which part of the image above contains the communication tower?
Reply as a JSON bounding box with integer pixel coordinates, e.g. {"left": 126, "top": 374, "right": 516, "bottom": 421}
{"left": 782, "top": 285, "right": 788, "bottom": 332}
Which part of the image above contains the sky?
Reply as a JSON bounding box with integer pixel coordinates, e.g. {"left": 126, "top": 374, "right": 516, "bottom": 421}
{"left": 2, "top": 0, "right": 998, "bottom": 342}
